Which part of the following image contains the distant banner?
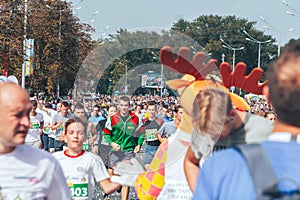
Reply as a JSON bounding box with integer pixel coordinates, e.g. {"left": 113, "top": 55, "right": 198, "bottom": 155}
{"left": 141, "top": 72, "right": 163, "bottom": 88}
{"left": 24, "top": 39, "right": 34, "bottom": 76}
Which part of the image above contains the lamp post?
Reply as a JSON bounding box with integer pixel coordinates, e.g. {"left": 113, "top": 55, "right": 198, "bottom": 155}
{"left": 21, "top": 0, "right": 28, "bottom": 88}
{"left": 260, "top": 16, "right": 293, "bottom": 56}
{"left": 282, "top": 0, "right": 300, "bottom": 16}
{"left": 220, "top": 39, "right": 244, "bottom": 94}
{"left": 151, "top": 51, "right": 164, "bottom": 98}
{"left": 46, "top": 3, "right": 65, "bottom": 98}
{"left": 243, "top": 29, "right": 272, "bottom": 68}
{"left": 125, "top": 64, "right": 128, "bottom": 95}
{"left": 160, "top": 63, "right": 163, "bottom": 98}
{"left": 220, "top": 38, "right": 244, "bottom": 71}
{"left": 221, "top": 53, "right": 225, "bottom": 63}
{"left": 119, "top": 61, "right": 127, "bottom": 95}
{"left": 56, "top": 7, "right": 62, "bottom": 99}
{"left": 286, "top": 11, "right": 300, "bottom": 17}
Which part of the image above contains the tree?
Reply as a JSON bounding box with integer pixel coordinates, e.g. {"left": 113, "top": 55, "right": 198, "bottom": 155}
{"left": 77, "top": 15, "right": 281, "bottom": 96}
{"left": 0, "top": 0, "right": 94, "bottom": 96}
{"left": 78, "top": 29, "right": 185, "bottom": 95}
{"left": 172, "top": 15, "right": 278, "bottom": 74}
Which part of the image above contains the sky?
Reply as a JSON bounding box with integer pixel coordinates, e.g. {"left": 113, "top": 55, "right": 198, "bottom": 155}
{"left": 69, "top": 0, "right": 300, "bottom": 46}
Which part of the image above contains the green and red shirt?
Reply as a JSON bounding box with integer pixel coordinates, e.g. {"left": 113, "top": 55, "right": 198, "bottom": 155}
{"left": 102, "top": 112, "right": 144, "bottom": 151}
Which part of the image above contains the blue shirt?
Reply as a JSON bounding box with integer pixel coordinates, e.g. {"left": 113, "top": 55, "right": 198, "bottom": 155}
{"left": 88, "top": 115, "right": 106, "bottom": 127}
{"left": 193, "top": 141, "right": 300, "bottom": 200}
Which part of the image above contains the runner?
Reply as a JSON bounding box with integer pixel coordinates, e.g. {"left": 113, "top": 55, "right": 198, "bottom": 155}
{"left": 0, "top": 82, "right": 71, "bottom": 199}
{"left": 135, "top": 101, "right": 164, "bottom": 168}
{"left": 73, "top": 103, "right": 98, "bottom": 152}
{"left": 102, "top": 96, "right": 144, "bottom": 200}
{"left": 52, "top": 116, "right": 120, "bottom": 200}
{"left": 88, "top": 104, "right": 106, "bottom": 154}
{"left": 51, "top": 101, "right": 74, "bottom": 151}
{"left": 25, "top": 100, "right": 44, "bottom": 148}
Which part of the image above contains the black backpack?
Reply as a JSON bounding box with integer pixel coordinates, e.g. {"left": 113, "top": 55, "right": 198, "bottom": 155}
{"left": 235, "top": 144, "right": 300, "bottom": 200}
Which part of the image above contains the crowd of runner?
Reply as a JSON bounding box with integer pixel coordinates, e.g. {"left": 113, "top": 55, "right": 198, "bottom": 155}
{"left": 4, "top": 42, "right": 300, "bottom": 200}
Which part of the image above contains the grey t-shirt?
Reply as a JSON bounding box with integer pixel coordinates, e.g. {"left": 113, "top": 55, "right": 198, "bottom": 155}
{"left": 52, "top": 112, "right": 74, "bottom": 140}
{"left": 158, "top": 121, "right": 177, "bottom": 138}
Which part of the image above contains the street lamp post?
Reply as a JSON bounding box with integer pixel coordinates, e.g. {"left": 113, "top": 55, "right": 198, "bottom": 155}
{"left": 243, "top": 30, "right": 272, "bottom": 68}
{"left": 282, "top": 0, "right": 300, "bottom": 16}
{"left": 260, "top": 16, "right": 293, "bottom": 56}
{"left": 22, "top": 0, "right": 28, "bottom": 88}
{"left": 220, "top": 39, "right": 244, "bottom": 94}
{"left": 57, "top": 7, "right": 62, "bottom": 99}
{"left": 119, "top": 61, "right": 127, "bottom": 95}
{"left": 220, "top": 38, "right": 244, "bottom": 71}
{"left": 151, "top": 51, "right": 164, "bottom": 98}
{"left": 46, "top": 3, "right": 64, "bottom": 99}
{"left": 125, "top": 64, "right": 128, "bottom": 96}
{"left": 221, "top": 53, "right": 225, "bottom": 63}
{"left": 286, "top": 11, "right": 300, "bottom": 17}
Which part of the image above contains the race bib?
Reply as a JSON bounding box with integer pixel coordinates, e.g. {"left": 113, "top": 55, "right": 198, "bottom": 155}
{"left": 43, "top": 127, "right": 50, "bottom": 134}
{"left": 30, "top": 122, "right": 39, "bottom": 130}
{"left": 145, "top": 129, "right": 157, "bottom": 141}
{"left": 82, "top": 143, "right": 89, "bottom": 151}
{"left": 68, "top": 183, "right": 89, "bottom": 198}
{"left": 59, "top": 125, "right": 64, "bottom": 132}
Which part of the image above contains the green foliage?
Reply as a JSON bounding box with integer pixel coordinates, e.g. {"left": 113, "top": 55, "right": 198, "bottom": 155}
{"left": 1, "top": 4, "right": 291, "bottom": 97}
{"left": 92, "top": 15, "right": 280, "bottom": 95}
{"left": 172, "top": 15, "right": 278, "bottom": 74}
{"left": 0, "top": 0, "right": 94, "bottom": 96}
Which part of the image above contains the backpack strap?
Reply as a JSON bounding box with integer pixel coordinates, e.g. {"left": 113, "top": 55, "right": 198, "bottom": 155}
{"left": 235, "top": 144, "right": 278, "bottom": 198}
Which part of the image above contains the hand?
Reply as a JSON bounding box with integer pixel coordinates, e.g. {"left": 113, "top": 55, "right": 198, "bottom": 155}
{"left": 59, "top": 133, "right": 65, "bottom": 142}
{"left": 134, "top": 145, "right": 140, "bottom": 153}
{"left": 155, "top": 133, "right": 160, "bottom": 138}
{"left": 111, "top": 158, "right": 145, "bottom": 186}
{"left": 88, "top": 138, "right": 95, "bottom": 144}
{"left": 38, "top": 128, "right": 43, "bottom": 135}
{"left": 111, "top": 142, "right": 120, "bottom": 151}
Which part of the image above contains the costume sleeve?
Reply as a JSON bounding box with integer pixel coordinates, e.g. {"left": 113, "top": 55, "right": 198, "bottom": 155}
{"left": 134, "top": 140, "right": 168, "bottom": 199}
{"left": 102, "top": 117, "right": 113, "bottom": 144}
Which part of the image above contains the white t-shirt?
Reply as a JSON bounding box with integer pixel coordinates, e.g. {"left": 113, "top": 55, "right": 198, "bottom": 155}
{"left": 26, "top": 113, "right": 43, "bottom": 144}
{"left": 37, "top": 108, "right": 56, "bottom": 138}
{"left": 42, "top": 112, "right": 55, "bottom": 138}
{"left": 53, "top": 150, "right": 110, "bottom": 200}
{"left": 0, "top": 144, "right": 71, "bottom": 200}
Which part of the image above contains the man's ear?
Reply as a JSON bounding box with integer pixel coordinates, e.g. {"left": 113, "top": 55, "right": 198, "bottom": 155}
{"left": 263, "top": 85, "right": 271, "bottom": 103}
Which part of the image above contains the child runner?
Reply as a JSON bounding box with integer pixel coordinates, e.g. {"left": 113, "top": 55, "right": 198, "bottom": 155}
{"left": 53, "top": 117, "right": 120, "bottom": 200}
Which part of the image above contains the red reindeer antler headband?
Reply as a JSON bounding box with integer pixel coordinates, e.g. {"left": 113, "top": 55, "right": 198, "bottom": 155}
{"left": 160, "top": 46, "right": 266, "bottom": 95}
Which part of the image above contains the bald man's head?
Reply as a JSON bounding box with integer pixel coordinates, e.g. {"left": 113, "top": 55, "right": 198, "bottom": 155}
{"left": 0, "top": 82, "right": 29, "bottom": 103}
{"left": 0, "top": 83, "right": 31, "bottom": 153}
